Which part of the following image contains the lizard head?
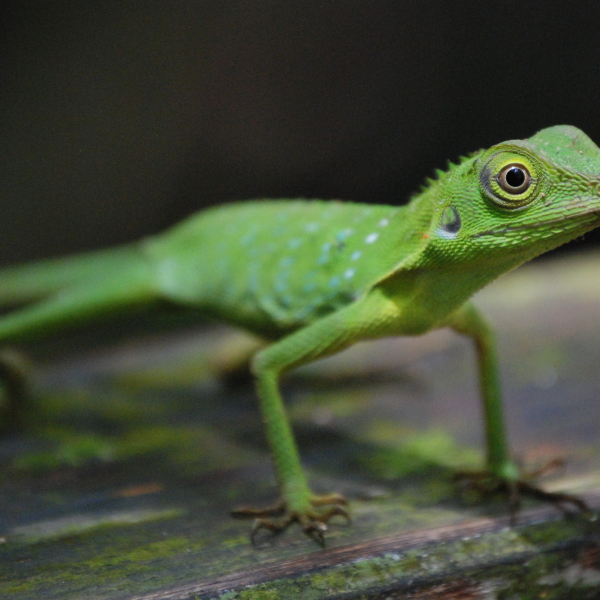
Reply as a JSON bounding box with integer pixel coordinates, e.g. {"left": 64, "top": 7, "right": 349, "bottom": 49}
{"left": 424, "top": 125, "right": 600, "bottom": 266}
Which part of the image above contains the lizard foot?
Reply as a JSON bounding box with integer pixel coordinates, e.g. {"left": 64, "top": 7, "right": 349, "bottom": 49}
{"left": 454, "top": 459, "right": 592, "bottom": 519}
{"left": 232, "top": 493, "right": 350, "bottom": 546}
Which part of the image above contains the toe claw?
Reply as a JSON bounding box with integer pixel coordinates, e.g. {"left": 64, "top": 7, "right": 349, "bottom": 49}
{"left": 250, "top": 515, "right": 292, "bottom": 546}
{"left": 517, "top": 481, "right": 592, "bottom": 516}
{"left": 303, "top": 521, "right": 327, "bottom": 547}
{"left": 317, "top": 504, "right": 351, "bottom": 525}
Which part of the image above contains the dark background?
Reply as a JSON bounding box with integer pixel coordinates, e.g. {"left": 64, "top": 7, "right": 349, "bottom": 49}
{"left": 1, "top": 1, "right": 600, "bottom": 265}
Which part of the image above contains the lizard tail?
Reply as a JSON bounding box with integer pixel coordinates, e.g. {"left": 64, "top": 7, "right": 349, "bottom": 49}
{"left": 0, "top": 245, "right": 149, "bottom": 307}
{"left": 0, "top": 244, "right": 160, "bottom": 342}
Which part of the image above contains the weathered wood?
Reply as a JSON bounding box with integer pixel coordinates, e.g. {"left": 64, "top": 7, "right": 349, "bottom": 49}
{"left": 130, "top": 501, "right": 600, "bottom": 599}
{"left": 1, "top": 251, "right": 600, "bottom": 599}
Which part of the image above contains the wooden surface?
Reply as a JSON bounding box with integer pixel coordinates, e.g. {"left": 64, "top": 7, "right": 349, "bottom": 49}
{"left": 1, "top": 252, "right": 600, "bottom": 599}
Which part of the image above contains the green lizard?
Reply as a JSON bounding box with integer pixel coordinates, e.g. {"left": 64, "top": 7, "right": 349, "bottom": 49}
{"left": 0, "top": 125, "right": 597, "bottom": 543}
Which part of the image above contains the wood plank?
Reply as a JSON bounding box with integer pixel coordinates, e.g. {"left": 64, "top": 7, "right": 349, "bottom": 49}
{"left": 1, "top": 251, "right": 600, "bottom": 599}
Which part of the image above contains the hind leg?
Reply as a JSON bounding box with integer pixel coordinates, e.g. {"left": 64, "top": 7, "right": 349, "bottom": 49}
{"left": 0, "top": 266, "right": 156, "bottom": 429}
{"left": 0, "top": 348, "right": 31, "bottom": 432}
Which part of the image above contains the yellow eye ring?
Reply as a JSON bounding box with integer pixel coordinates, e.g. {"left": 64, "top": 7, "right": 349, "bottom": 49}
{"left": 480, "top": 151, "right": 541, "bottom": 209}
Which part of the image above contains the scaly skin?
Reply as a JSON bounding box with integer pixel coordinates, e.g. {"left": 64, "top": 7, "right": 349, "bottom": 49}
{"left": 0, "top": 125, "right": 599, "bottom": 543}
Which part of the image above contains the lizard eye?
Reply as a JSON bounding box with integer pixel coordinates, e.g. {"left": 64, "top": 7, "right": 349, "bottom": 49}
{"left": 480, "top": 151, "right": 541, "bottom": 209}
{"left": 497, "top": 164, "right": 530, "bottom": 194}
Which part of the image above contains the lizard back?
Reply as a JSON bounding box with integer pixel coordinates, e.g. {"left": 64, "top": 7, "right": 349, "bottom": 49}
{"left": 144, "top": 199, "right": 431, "bottom": 338}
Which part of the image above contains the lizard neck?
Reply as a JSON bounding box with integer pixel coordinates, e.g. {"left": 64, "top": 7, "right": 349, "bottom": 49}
{"left": 376, "top": 255, "right": 521, "bottom": 335}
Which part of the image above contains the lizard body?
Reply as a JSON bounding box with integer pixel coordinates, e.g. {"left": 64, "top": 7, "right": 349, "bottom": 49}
{"left": 1, "top": 125, "right": 599, "bottom": 542}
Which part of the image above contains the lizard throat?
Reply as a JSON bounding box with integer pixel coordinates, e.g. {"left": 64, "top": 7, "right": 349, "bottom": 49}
{"left": 470, "top": 208, "right": 600, "bottom": 240}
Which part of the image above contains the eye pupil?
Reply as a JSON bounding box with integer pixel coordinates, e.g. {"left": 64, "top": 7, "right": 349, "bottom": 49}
{"left": 505, "top": 167, "right": 525, "bottom": 188}
{"left": 497, "top": 163, "right": 531, "bottom": 195}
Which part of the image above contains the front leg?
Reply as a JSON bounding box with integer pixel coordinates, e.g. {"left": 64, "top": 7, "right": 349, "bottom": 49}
{"left": 233, "top": 322, "right": 352, "bottom": 544}
{"left": 234, "top": 289, "right": 408, "bottom": 544}
{"left": 234, "top": 337, "right": 349, "bottom": 545}
{"left": 446, "top": 302, "right": 590, "bottom": 514}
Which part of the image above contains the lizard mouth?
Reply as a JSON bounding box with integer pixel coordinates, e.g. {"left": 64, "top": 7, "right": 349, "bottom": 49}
{"left": 471, "top": 206, "right": 600, "bottom": 239}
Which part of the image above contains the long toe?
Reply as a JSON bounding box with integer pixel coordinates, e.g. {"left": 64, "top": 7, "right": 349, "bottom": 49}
{"left": 232, "top": 501, "right": 286, "bottom": 519}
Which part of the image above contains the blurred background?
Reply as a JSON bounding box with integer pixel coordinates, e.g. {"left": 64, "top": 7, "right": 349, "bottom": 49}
{"left": 1, "top": 1, "right": 600, "bottom": 265}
